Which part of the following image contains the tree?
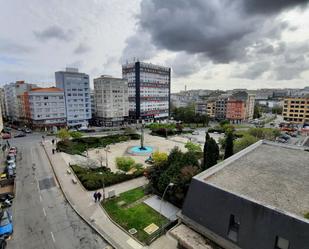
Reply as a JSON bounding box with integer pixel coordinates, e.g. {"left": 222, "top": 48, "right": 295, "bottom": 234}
{"left": 57, "top": 128, "right": 70, "bottom": 141}
{"left": 203, "top": 135, "right": 219, "bottom": 170}
{"left": 234, "top": 134, "right": 258, "bottom": 153}
{"left": 253, "top": 105, "right": 262, "bottom": 119}
{"left": 115, "top": 157, "right": 135, "bottom": 172}
{"left": 224, "top": 132, "right": 234, "bottom": 159}
{"left": 69, "top": 131, "right": 83, "bottom": 139}
{"left": 152, "top": 151, "right": 168, "bottom": 166}
{"left": 185, "top": 141, "right": 202, "bottom": 153}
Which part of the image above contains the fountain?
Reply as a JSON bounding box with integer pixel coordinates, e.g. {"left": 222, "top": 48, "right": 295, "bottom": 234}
{"left": 128, "top": 123, "right": 153, "bottom": 155}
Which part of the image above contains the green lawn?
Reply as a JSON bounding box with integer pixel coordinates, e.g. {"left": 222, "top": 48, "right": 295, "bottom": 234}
{"left": 103, "top": 187, "right": 168, "bottom": 243}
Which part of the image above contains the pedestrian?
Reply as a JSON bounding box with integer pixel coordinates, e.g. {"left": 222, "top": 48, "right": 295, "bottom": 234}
{"left": 52, "top": 139, "right": 55, "bottom": 145}
{"left": 97, "top": 192, "right": 102, "bottom": 202}
{"left": 52, "top": 148, "right": 55, "bottom": 154}
{"left": 93, "top": 191, "right": 98, "bottom": 202}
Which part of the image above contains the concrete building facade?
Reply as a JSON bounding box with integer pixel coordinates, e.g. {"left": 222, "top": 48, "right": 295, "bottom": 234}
{"left": 93, "top": 75, "right": 129, "bottom": 126}
{"left": 3, "top": 81, "right": 37, "bottom": 122}
{"left": 282, "top": 97, "right": 309, "bottom": 124}
{"left": 55, "top": 68, "right": 91, "bottom": 127}
{"left": 24, "top": 87, "right": 66, "bottom": 129}
{"left": 0, "top": 88, "right": 7, "bottom": 119}
{"left": 179, "top": 141, "right": 309, "bottom": 249}
{"left": 122, "top": 61, "right": 171, "bottom": 121}
{"left": 215, "top": 95, "right": 229, "bottom": 120}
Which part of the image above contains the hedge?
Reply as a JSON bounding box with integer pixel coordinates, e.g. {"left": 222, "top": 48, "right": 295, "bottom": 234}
{"left": 57, "top": 134, "right": 140, "bottom": 155}
{"left": 71, "top": 165, "right": 144, "bottom": 190}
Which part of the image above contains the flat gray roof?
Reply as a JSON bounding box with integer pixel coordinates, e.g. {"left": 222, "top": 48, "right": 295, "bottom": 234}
{"left": 199, "top": 141, "right": 309, "bottom": 219}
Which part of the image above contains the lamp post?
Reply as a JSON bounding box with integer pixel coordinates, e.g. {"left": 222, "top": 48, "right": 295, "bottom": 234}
{"left": 159, "top": 182, "right": 174, "bottom": 233}
{"left": 104, "top": 145, "right": 110, "bottom": 168}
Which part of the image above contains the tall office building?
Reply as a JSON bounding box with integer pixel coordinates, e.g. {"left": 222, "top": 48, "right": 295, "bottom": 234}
{"left": 122, "top": 61, "right": 171, "bottom": 121}
{"left": 55, "top": 68, "right": 91, "bottom": 127}
{"left": 283, "top": 97, "right": 309, "bottom": 124}
{"left": 93, "top": 75, "right": 129, "bottom": 126}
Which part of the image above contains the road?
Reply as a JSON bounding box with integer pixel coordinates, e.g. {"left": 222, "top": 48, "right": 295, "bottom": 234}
{"left": 5, "top": 134, "right": 108, "bottom": 249}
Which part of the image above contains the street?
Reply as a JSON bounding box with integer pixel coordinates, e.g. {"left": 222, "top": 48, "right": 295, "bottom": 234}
{"left": 5, "top": 134, "right": 108, "bottom": 249}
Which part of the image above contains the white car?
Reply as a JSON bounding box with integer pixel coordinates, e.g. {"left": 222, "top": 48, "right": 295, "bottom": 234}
{"left": 7, "top": 161, "right": 16, "bottom": 169}
{"left": 192, "top": 131, "right": 199, "bottom": 135}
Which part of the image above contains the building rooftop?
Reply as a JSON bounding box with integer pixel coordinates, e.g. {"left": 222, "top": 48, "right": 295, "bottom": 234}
{"left": 198, "top": 141, "right": 309, "bottom": 219}
{"left": 30, "top": 87, "right": 63, "bottom": 93}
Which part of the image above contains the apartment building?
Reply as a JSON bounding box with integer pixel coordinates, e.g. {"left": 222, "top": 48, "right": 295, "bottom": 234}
{"left": 176, "top": 141, "right": 309, "bottom": 249}
{"left": 122, "top": 61, "right": 171, "bottom": 121}
{"left": 3, "top": 81, "right": 37, "bottom": 122}
{"left": 195, "top": 101, "right": 207, "bottom": 115}
{"left": 282, "top": 97, "right": 309, "bottom": 124}
{"left": 0, "top": 88, "right": 7, "bottom": 119}
{"left": 215, "top": 95, "right": 229, "bottom": 120}
{"left": 206, "top": 100, "right": 216, "bottom": 119}
{"left": 55, "top": 68, "right": 91, "bottom": 127}
{"left": 93, "top": 75, "right": 129, "bottom": 126}
{"left": 0, "top": 104, "right": 3, "bottom": 132}
{"left": 226, "top": 91, "right": 255, "bottom": 123}
{"left": 24, "top": 87, "right": 66, "bottom": 129}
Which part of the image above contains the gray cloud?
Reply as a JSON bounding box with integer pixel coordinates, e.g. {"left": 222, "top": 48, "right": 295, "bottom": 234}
{"left": 123, "top": 0, "right": 308, "bottom": 65}
{"left": 0, "top": 40, "right": 33, "bottom": 54}
{"left": 34, "top": 25, "right": 74, "bottom": 42}
{"left": 74, "top": 43, "right": 91, "bottom": 54}
{"left": 166, "top": 53, "right": 202, "bottom": 77}
{"left": 234, "top": 62, "right": 271, "bottom": 80}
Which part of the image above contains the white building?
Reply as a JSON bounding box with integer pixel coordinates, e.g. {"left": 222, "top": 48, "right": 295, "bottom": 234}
{"left": 55, "top": 68, "right": 91, "bottom": 127}
{"left": 3, "top": 81, "right": 37, "bottom": 122}
{"left": 25, "top": 87, "right": 66, "bottom": 129}
{"left": 93, "top": 75, "right": 129, "bottom": 126}
{"left": 122, "top": 61, "right": 170, "bottom": 121}
{"left": 0, "top": 88, "right": 7, "bottom": 119}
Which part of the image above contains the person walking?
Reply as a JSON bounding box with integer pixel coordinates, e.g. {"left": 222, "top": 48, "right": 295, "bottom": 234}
{"left": 93, "top": 191, "right": 98, "bottom": 202}
{"left": 52, "top": 139, "right": 55, "bottom": 145}
{"left": 97, "top": 192, "right": 102, "bottom": 202}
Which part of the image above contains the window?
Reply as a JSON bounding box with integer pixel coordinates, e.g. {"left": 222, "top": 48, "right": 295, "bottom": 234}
{"left": 227, "top": 214, "right": 240, "bottom": 242}
{"left": 44, "top": 96, "right": 48, "bottom": 99}
{"left": 275, "top": 236, "right": 289, "bottom": 249}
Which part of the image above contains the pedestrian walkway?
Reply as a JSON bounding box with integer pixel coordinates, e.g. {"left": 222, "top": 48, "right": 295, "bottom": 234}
{"left": 42, "top": 140, "right": 178, "bottom": 249}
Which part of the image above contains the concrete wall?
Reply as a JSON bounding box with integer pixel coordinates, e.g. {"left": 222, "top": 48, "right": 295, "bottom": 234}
{"left": 182, "top": 179, "right": 309, "bottom": 249}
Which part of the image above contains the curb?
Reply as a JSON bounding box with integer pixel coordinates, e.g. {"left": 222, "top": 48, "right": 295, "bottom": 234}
{"left": 41, "top": 142, "right": 122, "bottom": 249}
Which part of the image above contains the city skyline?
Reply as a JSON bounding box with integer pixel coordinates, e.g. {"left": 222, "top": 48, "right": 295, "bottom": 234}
{"left": 1, "top": 1, "right": 309, "bottom": 92}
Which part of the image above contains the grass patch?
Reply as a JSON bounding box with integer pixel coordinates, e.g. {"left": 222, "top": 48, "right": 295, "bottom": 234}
{"left": 103, "top": 187, "right": 168, "bottom": 244}
{"left": 304, "top": 212, "right": 309, "bottom": 219}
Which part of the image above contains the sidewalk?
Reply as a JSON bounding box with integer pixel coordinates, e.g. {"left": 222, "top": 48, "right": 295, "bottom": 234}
{"left": 42, "top": 141, "right": 177, "bottom": 249}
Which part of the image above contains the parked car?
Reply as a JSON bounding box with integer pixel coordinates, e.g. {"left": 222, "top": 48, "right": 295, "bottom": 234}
{"left": 0, "top": 210, "right": 13, "bottom": 238}
{"left": 192, "top": 131, "right": 199, "bottom": 135}
{"left": 7, "top": 155, "right": 15, "bottom": 162}
{"left": 7, "top": 162, "right": 16, "bottom": 170}
{"left": 1, "top": 134, "right": 11, "bottom": 140}
{"left": 9, "top": 147, "right": 17, "bottom": 153}
{"left": 23, "top": 128, "right": 32, "bottom": 133}
{"left": 8, "top": 149, "right": 16, "bottom": 156}
{"left": 17, "top": 127, "right": 22, "bottom": 131}
{"left": 14, "top": 132, "right": 26, "bottom": 138}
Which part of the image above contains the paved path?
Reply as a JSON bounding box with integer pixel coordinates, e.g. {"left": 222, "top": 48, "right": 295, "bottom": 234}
{"left": 43, "top": 140, "right": 178, "bottom": 249}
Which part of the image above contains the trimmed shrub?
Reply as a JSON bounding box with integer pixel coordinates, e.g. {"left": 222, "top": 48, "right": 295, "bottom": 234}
{"left": 116, "top": 157, "right": 135, "bottom": 172}
{"left": 71, "top": 165, "right": 144, "bottom": 190}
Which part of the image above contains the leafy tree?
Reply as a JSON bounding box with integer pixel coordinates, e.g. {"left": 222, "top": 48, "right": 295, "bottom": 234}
{"left": 57, "top": 128, "right": 70, "bottom": 141}
{"left": 253, "top": 105, "right": 262, "bottom": 119}
{"left": 69, "top": 131, "right": 83, "bottom": 139}
{"left": 152, "top": 151, "right": 168, "bottom": 166}
{"left": 234, "top": 134, "right": 259, "bottom": 153}
{"left": 185, "top": 141, "right": 202, "bottom": 153}
{"left": 115, "top": 157, "right": 135, "bottom": 172}
{"left": 219, "top": 120, "right": 230, "bottom": 127}
{"left": 224, "top": 132, "right": 234, "bottom": 159}
{"left": 272, "top": 106, "right": 283, "bottom": 115}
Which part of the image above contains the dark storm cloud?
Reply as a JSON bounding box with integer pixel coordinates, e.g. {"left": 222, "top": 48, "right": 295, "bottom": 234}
{"left": 243, "top": 0, "right": 308, "bottom": 14}
{"left": 123, "top": 0, "right": 308, "bottom": 64}
{"left": 234, "top": 62, "right": 271, "bottom": 80}
{"left": 34, "top": 25, "right": 74, "bottom": 42}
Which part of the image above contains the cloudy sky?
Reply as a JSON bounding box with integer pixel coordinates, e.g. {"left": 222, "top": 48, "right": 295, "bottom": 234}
{"left": 1, "top": 0, "right": 309, "bottom": 92}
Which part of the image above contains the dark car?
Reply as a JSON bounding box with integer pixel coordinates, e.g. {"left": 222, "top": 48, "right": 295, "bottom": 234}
{"left": 14, "top": 133, "right": 26, "bottom": 138}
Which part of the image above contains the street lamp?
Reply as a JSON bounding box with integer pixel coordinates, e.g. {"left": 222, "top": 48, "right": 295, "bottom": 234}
{"left": 104, "top": 145, "right": 110, "bottom": 168}
{"left": 159, "top": 182, "right": 174, "bottom": 233}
